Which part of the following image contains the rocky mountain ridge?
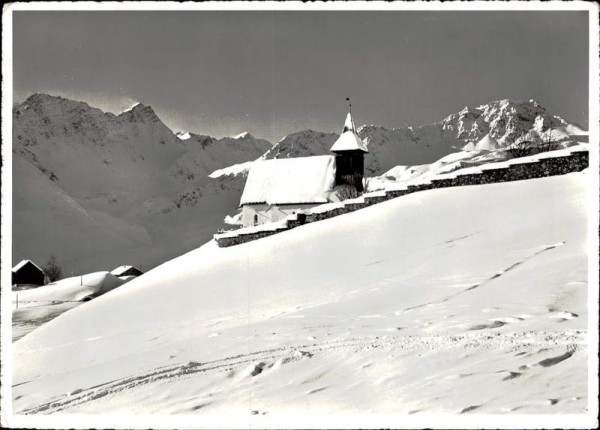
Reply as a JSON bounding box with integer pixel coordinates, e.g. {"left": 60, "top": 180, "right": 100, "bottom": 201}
{"left": 263, "top": 99, "right": 585, "bottom": 176}
{"left": 11, "top": 94, "right": 587, "bottom": 274}
{"left": 12, "top": 94, "right": 271, "bottom": 274}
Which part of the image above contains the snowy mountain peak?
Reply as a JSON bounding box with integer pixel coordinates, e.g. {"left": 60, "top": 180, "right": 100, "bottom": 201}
{"left": 16, "top": 93, "right": 97, "bottom": 118}
{"left": 176, "top": 131, "right": 191, "bottom": 140}
{"left": 21, "top": 93, "right": 73, "bottom": 107}
{"left": 118, "top": 103, "right": 161, "bottom": 123}
{"left": 459, "top": 106, "right": 475, "bottom": 115}
{"left": 441, "top": 99, "right": 578, "bottom": 145}
{"left": 121, "top": 102, "right": 141, "bottom": 113}
{"left": 232, "top": 131, "right": 254, "bottom": 140}
{"left": 264, "top": 130, "right": 338, "bottom": 160}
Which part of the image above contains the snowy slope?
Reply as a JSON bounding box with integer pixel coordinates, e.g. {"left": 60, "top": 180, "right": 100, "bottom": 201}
{"left": 12, "top": 272, "right": 128, "bottom": 341}
{"left": 12, "top": 94, "right": 271, "bottom": 274}
{"left": 12, "top": 172, "right": 590, "bottom": 423}
{"left": 366, "top": 149, "right": 510, "bottom": 191}
{"left": 170, "top": 132, "right": 270, "bottom": 183}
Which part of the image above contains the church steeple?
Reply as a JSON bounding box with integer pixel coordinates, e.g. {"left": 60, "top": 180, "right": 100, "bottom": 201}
{"left": 342, "top": 97, "right": 355, "bottom": 133}
{"left": 330, "top": 99, "right": 368, "bottom": 153}
{"left": 342, "top": 111, "right": 354, "bottom": 134}
{"left": 330, "top": 99, "right": 367, "bottom": 193}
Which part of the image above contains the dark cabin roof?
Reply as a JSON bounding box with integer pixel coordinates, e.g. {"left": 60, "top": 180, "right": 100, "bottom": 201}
{"left": 12, "top": 259, "right": 43, "bottom": 273}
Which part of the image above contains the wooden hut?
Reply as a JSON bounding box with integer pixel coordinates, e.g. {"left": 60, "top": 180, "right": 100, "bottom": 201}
{"left": 12, "top": 260, "right": 45, "bottom": 287}
{"left": 111, "top": 265, "right": 144, "bottom": 278}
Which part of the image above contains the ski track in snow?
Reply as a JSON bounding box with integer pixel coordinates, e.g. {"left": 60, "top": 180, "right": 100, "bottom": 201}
{"left": 11, "top": 172, "right": 589, "bottom": 418}
{"left": 401, "top": 242, "right": 566, "bottom": 313}
{"left": 18, "top": 330, "right": 585, "bottom": 415}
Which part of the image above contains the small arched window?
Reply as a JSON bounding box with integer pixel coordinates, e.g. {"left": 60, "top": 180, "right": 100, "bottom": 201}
{"left": 254, "top": 214, "right": 258, "bottom": 225}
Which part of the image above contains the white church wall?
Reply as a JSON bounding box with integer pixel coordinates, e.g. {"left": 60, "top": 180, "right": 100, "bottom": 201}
{"left": 242, "top": 204, "right": 317, "bottom": 227}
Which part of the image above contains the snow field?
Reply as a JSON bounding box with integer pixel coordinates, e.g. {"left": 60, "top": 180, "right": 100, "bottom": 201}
{"left": 11, "top": 171, "right": 591, "bottom": 423}
{"left": 11, "top": 272, "right": 128, "bottom": 341}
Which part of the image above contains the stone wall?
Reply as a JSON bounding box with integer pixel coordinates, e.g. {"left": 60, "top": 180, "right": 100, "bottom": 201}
{"left": 215, "top": 149, "right": 589, "bottom": 248}
{"left": 214, "top": 228, "right": 288, "bottom": 248}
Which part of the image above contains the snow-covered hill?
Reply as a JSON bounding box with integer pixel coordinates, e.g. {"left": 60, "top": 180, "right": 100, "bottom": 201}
{"left": 12, "top": 94, "right": 271, "bottom": 274}
{"left": 11, "top": 95, "right": 587, "bottom": 276}
{"left": 12, "top": 271, "right": 129, "bottom": 341}
{"left": 171, "top": 131, "right": 271, "bottom": 183}
{"left": 12, "top": 171, "right": 590, "bottom": 423}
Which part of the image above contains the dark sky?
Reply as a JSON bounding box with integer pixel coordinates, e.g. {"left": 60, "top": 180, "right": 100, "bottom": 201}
{"left": 13, "top": 10, "right": 589, "bottom": 143}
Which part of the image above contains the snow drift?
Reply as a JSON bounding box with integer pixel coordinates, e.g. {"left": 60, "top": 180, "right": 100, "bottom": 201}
{"left": 12, "top": 171, "right": 590, "bottom": 424}
{"left": 12, "top": 272, "right": 128, "bottom": 341}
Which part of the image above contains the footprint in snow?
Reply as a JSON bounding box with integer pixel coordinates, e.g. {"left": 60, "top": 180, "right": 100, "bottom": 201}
{"left": 250, "top": 362, "right": 267, "bottom": 377}
{"left": 469, "top": 320, "right": 506, "bottom": 330}
{"left": 293, "top": 350, "right": 314, "bottom": 359}
{"left": 469, "top": 316, "right": 524, "bottom": 331}
{"left": 496, "top": 316, "right": 524, "bottom": 323}
{"left": 536, "top": 351, "right": 575, "bottom": 368}
{"left": 306, "top": 386, "right": 328, "bottom": 395}
{"left": 549, "top": 311, "right": 578, "bottom": 322}
{"left": 384, "top": 327, "right": 405, "bottom": 332}
{"left": 460, "top": 405, "right": 481, "bottom": 414}
{"left": 191, "top": 402, "right": 212, "bottom": 411}
{"left": 519, "top": 351, "right": 575, "bottom": 371}
{"left": 525, "top": 398, "right": 561, "bottom": 407}
{"left": 500, "top": 371, "right": 522, "bottom": 381}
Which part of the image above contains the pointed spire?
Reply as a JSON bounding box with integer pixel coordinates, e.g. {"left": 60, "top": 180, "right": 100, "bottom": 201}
{"left": 342, "top": 97, "right": 356, "bottom": 133}
{"left": 330, "top": 99, "right": 368, "bottom": 153}
{"left": 343, "top": 112, "right": 354, "bottom": 133}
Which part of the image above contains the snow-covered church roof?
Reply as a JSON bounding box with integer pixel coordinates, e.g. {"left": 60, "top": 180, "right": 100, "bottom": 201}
{"left": 240, "top": 155, "right": 336, "bottom": 205}
{"left": 330, "top": 112, "right": 368, "bottom": 153}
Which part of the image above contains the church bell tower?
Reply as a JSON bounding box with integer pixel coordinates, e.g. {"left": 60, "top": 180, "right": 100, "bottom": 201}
{"left": 329, "top": 100, "right": 368, "bottom": 193}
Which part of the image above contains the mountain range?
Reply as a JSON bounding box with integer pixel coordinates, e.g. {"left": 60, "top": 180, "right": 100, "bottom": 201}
{"left": 11, "top": 94, "right": 587, "bottom": 275}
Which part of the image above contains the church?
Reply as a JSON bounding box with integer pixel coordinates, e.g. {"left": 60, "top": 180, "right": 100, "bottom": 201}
{"left": 239, "top": 107, "right": 368, "bottom": 227}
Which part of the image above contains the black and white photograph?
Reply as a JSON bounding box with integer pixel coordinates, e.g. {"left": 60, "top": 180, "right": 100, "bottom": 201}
{"left": 1, "top": 2, "right": 598, "bottom": 428}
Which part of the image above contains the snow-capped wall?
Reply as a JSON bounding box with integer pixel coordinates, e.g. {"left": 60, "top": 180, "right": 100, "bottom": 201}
{"left": 215, "top": 147, "right": 589, "bottom": 248}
